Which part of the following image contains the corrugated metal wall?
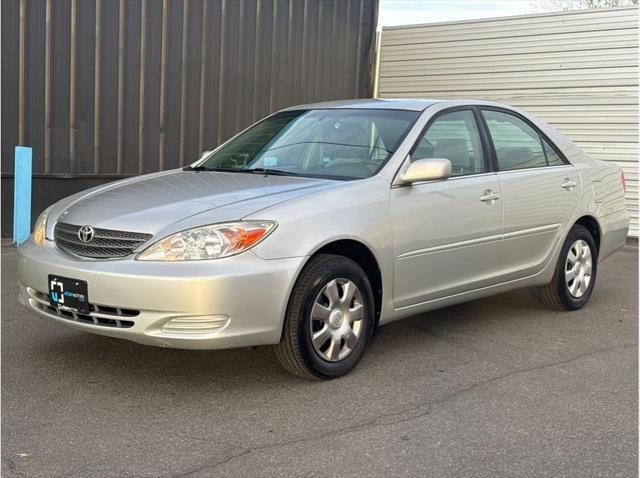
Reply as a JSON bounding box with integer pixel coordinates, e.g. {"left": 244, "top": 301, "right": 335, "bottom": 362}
{"left": 1, "top": 0, "right": 378, "bottom": 236}
{"left": 377, "top": 7, "right": 638, "bottom": 236}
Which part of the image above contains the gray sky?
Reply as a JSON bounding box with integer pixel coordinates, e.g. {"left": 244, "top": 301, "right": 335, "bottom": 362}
{"left": 378, "top": 0, "right": 548, "bottom": 28}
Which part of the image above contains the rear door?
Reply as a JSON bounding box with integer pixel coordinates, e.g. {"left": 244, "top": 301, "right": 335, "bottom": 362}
{"left": 390, "top": 108, "right": 504, "bottom": 308}
{"left": 480, "top": 108, "right": 580, "bottom": 281}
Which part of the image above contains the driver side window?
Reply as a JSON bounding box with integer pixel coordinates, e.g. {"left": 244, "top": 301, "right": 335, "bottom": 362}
{"left": 413, "top": 110, "right": 486, "bottom": 177}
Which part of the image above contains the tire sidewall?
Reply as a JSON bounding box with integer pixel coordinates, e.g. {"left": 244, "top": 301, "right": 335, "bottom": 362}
{"left": 555, "top": 225, "right": 598, "bottom": 310}
{"left": 293, "top": 257, "right": 375, "bottom": 379}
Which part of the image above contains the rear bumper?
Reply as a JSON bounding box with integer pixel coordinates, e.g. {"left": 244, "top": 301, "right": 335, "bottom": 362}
{"left": 599, "top": 208, "right": 630, "bottom": 261}
{"left": 17, "top": 239, "right": 305, "bottom": 349}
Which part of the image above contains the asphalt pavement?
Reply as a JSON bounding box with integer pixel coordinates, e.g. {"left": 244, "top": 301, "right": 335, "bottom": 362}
{"left": 1, "top": 242, "right": 637, "bottom": 477}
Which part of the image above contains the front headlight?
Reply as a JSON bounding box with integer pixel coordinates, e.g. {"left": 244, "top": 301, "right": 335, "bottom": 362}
{"left": 136, "top": 221, "right": 277, "bottom": 261}
{"left": 31, "top": 206, "right": 53, "bottom": 246}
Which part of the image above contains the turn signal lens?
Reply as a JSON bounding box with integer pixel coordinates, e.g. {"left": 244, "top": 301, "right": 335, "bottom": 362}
{"left": 31, "top": 206, "right": 53, "bottom": 246}
{"left": 136, "top": 221, "right": 277, "bottom": 261}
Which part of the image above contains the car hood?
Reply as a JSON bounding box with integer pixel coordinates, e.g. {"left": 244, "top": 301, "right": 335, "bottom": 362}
{"left": 55, "top": 169, "right": 334, "bottom": 234}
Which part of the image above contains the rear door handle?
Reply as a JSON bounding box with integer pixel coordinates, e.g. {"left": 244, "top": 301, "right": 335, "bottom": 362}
{"left": 480, "top": 190, "right": 501, "bottom": 204}
{"left": 561, "top": 179, "right": 577, "bottom": 190}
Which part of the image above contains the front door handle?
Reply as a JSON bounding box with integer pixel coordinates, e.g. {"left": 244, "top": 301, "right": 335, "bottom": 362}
{"left": 561, "top": 179, "right": 577, "bottom": 190}
{"left": 480, "top": 190, "right": 501, "bottom": 204}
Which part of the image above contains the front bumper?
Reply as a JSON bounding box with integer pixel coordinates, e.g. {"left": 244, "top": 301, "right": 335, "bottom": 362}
{"left": 17, "top": 239, "right": 305, "bottom": 349}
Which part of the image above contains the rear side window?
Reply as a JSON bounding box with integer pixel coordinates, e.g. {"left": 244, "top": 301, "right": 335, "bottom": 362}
{"left": 413, "top": 110, "right": 485, "bottom": 176}
{"left": 483, "top": 110, "right": 548, "bottom": 171}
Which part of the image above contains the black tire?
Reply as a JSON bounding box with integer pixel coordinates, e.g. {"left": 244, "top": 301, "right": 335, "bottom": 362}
{"left": 537, "top": 224, "right": 598, "bottom": 311}
{"left": 274, "top": 254, "right": 376, "bottom": 379}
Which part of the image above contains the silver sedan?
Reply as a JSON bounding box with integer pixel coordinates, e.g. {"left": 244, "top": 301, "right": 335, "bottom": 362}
{"left": 17, "top": 99, "right": 629, "bottom": 379}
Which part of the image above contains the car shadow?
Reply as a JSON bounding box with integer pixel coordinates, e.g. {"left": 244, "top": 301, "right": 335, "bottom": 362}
{"left": 28, "top": 286, "right": 548, "bottom": 390}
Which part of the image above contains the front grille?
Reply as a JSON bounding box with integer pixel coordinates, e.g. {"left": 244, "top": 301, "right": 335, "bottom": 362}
{"left": 27, "top": 287, "right": 138, "bottom": 328}
{"left": 54, "top": 222, "right": 152, "bottom": 259}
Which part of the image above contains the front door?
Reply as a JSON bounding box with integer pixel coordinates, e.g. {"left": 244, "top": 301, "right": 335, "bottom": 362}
{"left": 390, "top": 109, "right": 504, "bottom": 309}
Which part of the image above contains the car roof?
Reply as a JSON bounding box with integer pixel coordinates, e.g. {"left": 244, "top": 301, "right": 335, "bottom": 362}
{"left": 281, "top": 98, "right": 440, "bottom": 112}
{"left": 280, "top": 98, "right": 534, "bottom": 113}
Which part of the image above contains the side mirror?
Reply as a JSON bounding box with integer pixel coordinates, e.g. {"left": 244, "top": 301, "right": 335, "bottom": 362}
{"left": 401, "top": 158, "right": 452, "bottom": 184}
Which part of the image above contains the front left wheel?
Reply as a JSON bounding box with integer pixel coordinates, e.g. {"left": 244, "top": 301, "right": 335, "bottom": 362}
{"left": 274, "top": 254, "right": 375, "bottom": 379}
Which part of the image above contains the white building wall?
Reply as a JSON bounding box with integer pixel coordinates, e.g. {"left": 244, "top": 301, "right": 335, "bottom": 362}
{"left": 377, "top": 7, "right": 638, "bottom": 235}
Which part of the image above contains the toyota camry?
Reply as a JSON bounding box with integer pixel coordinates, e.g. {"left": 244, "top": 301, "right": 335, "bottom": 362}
{"left": 17, "top": 99, "right": 629, "bottom": 379}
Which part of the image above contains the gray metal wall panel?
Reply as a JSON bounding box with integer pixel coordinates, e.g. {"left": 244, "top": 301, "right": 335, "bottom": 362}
{"left": 49, "top": 0, "right": 71, "bottom": 174}
{"left": 24, "top": 0, "right": 47, "bottom": 174}
{"left": 141, "top": 0, "right": 163, "bottom": 174}
{"left": 200, "top": 0, "right": 221, "bottom": 153}
{"left": 74, "top": 0, "right": 97, "bottom": 174}
{"left": 377, "top": 6, "right": 638, "bottom": 235}
{"left": 182, "top": 0, "right": 204, "bottom": 166}
{"left": 1, "top": 0, "right": 19, "bottom": 176}
{"left": 122, "top": 0, "right": 143, "bottom": 175}
{"left": 1, "top": 0, "right": 378, "bottom": 237}
{"left": 236, "top": 0, "right": 258, "bottom": 133}
{"left": 162, "top": 0, "right": 184, "bottom": 171}
{"left": 98, "top": 0, "right": 120, "bottom": 174}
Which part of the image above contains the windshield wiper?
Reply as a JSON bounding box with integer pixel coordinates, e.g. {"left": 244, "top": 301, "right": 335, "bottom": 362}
{"left": 182, "top": 165, "right": 239, "bottom": 172}
{"left": 241, "top": 168, "right": 300, "bottom": 177}
{"left": 183, "top": 165, "right": 300, "bottom": 176}
{"left": 183, "top": 165, "right": 214, "bottom": 171}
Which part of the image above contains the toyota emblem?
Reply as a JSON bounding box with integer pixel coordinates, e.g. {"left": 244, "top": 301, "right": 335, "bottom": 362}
{"left": 77, "top": 225, "right": 95, "bottom": 243}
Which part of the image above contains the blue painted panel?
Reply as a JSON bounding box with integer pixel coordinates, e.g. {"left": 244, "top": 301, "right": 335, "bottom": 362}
{"left": 13, "top": 146, "right": 32, "bottom": 245}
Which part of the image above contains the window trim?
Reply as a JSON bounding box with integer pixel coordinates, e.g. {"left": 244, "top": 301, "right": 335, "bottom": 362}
{"left": 406, "top": 106, "right": 493, "bottom": 178}
{"left": 477, "top": 106, "right": 571, "bottom": 173}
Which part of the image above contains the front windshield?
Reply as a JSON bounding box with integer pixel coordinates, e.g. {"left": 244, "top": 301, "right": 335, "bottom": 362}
{"left": 197, "top": 109, "right": 419, "bottom": 180}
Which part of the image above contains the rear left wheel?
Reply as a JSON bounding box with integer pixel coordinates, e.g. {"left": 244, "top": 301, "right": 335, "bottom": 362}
{"left": 274, "top": 254, "right": 375, "bottom": 379}
{"left": 537, "top": 224, "right": 598, "bottom": 311}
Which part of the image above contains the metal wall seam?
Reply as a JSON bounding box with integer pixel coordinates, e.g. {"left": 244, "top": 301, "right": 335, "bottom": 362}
{"left": 354, "top": 0, "right": 364, "bottom": 98}
{"left": 44, "top": 0, "right": 51, "bottom": 173}
{"left": 116, "top": 0, "right": 125, "bottom": 174}
{"left": 179, "top": 0, "right": 189, "bottom": 167}
{"left": 138, "top": 0, "right": 146, "bottom": 174}
{"left": 158, "top": 0, "right": 168, "bottom": 171}
{"left": 18, "top": 0, "right": 25, "bottom": 146}
{"left": 93, "top": 0, "right": 101, "bottom": 174}
{"left": 216, "top": 0, "right": 226, "bottom": 145}
{"left": 69, "top": 0, "right": 77, "bottom": 172}
{"left": 197, "top": 0, "right": 208, "bottom": 156}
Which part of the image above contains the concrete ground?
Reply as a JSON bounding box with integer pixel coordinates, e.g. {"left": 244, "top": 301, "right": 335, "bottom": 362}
{"left": 1, "top": 243, "right": 637, "bottom": 477}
